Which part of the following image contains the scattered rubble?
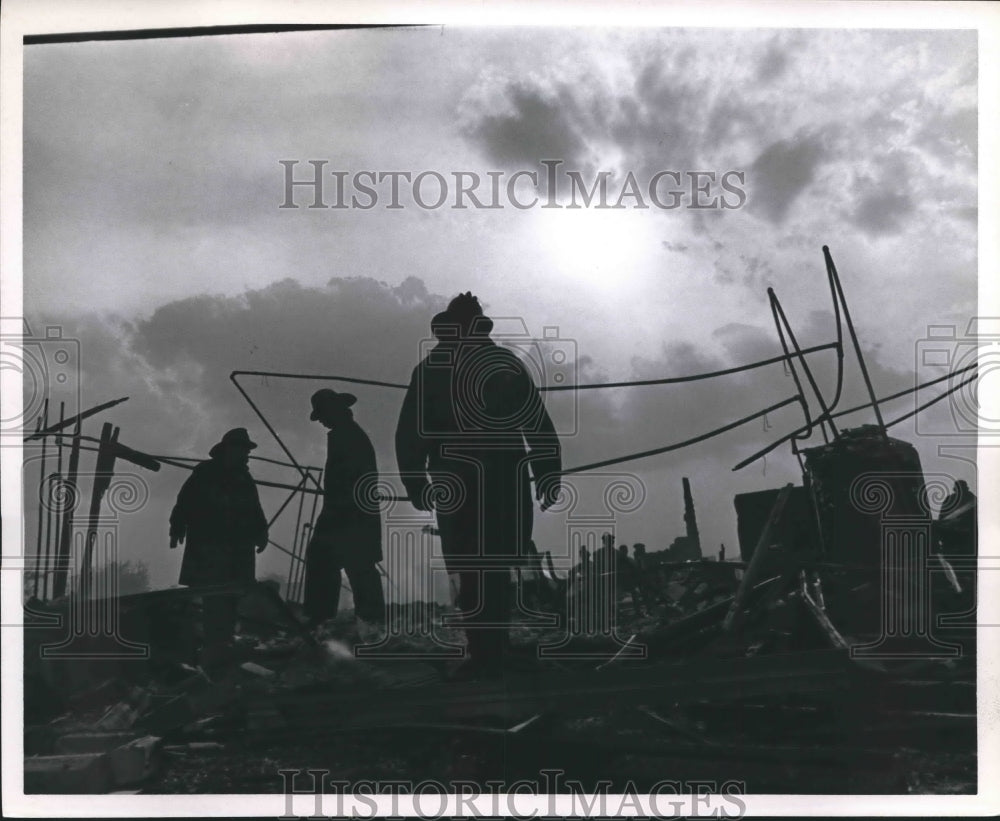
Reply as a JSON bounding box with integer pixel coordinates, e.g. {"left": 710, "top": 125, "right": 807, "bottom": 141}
{"left": 22, "top": 428, "right": 978, "bottom": 795}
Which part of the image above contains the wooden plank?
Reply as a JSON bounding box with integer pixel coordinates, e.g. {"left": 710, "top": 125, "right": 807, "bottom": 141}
{"left": 723, "top": 483, "right": 792, "bottom": 633}
{"left": 246, "top": 650, "right": 856, "bottom": 740}
{"left": 24, "top": 753, "right": 113, "bottom": 794}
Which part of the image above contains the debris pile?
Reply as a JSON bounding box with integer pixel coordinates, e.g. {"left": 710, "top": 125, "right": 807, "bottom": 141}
{"left": 22, "top": 428, "right": 976, "bottom": 793}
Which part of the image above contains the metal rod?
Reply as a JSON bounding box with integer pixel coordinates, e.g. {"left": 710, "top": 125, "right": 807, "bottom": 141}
{"left": 884, "top": 372, "right": 978, "bottom": 429}
{"left": 41, "top": 401, "right": 58, "bottom": 598}
{"left": 823, "top": 246, "right": 887, "bottom": 437}
{"left": 230, "top": 373, "right": 322, "bottom": 492}
{"left": 298, "top": 469, "right": 323, "bottom": 601}
{"left": 233, "top": 369, "right": 409, "bottom": 390}
{"left": 287, "top": 468, "right": 309, "bottom": 600}
{"left": 541, "top": 344, "right": 841, "bottom": 391}
{"left": 23, "top": 396, "right": 128, "bottom": 442}
{"left": 31, "top": 412, "right": 46, "bottom": 599}
{"left": 280, "top": 471, "right": 312, "bottom": 601}
{"left": 265, "top": 538, "right": 305, "bottom": 561}
{"left": 44, "top": 437, "right": 325, "bottom": 475}
{"left": 732, "top": 362, "right": 978, "bottom": 471}
{"left": 767, "top": 289, "right": 820, "bottom": 443}
{"left": 561, "top": 395, "right": 802, "bottom": 475}
{"left": 43, "top": 402, "right": 66, "bottom": 599}
{"left": 53, "top": 430, "right": 82, "bottom": 599}
{"left": 231, "top": 345, "right": 839, "bottom": 394}
{"left": 769, "top": 289, "right": 839, "bottom": 441}
{"left": 294, "top": 522, "right": 313, "bottom": 603}
{"left": 269, "top": 473, "right": 311, "bottom": 528}
{"left": 821, "top": 247, "right": 847, "bottom": 414}
{"left": 294, "top": 522, "right": 307, "bottom": 604}
{"left": 49, "top": 438, "right": 411, "bottom": 501}
{"left": 81, "top": 422, "right": 117, "bottom": 599}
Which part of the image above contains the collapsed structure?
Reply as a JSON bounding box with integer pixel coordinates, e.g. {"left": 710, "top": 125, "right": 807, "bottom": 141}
{"left": 20, "top": 247, "right": 978, "bottom": 794}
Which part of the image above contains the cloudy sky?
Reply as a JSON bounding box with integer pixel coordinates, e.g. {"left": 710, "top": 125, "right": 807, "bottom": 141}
{"left": 21, "top": 26, "right": 979, "bottom": 594}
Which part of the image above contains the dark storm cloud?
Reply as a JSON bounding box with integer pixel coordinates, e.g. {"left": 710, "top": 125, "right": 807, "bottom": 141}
{"left": 747, "top": 132, "right": 830, "bottom": 224}
{"left": 24, "top": 274, "right": 932, "bottom": 590}
{"left": 20, "top": 28, "right": 980, "bottom": 588}
{"left": 756, "top": 40, "right": 789, "bottom": 82}
{"left": 845, "top": 150, "right": 919, "bottom": 238}
{"left": 851, "top": 191, "right": 916, "bottom": 237}
{"left": 456, "top": 29, "right": 977, "bottom": 286}
{"left": 131, "top": 276, "right": 443, "bottom": 445}
{"left": 712, "top": 253, "right": 775, "bottom": 289}
{"left": 26, "top": 277, "right": 451, "bottom": 589}
{"left": 463, "top": 83, "right": 589, "bottom": 168}
{"left": 460, "top": 46, "right": 718, "bottom": 176}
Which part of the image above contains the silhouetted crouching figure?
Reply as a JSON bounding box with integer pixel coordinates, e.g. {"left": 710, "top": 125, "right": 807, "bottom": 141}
{"left": 303, "top": 389, "right": 385, "bottom": 629}
{"left": 169, "top": 428, "right": 268, "bottom": 658}
{"left": 395, "top": 293, "right": 562, "bottom": 677}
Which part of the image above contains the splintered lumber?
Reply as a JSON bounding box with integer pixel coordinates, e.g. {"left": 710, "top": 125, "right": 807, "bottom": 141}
{"left": 108, "top": 735, "right": 161, "bottom": 786}
{"left": 244, "top": 649, "right": 855, "bottom": 741}
{"left": 799, "top": 571, "right": 850, "bottom": 650}
{"left": 723, "top": 483, "right": 792, "bottom": 633}
{"left": 23, "top": 396, "right": 129, "bottom": 442}
{"left": 682, "top": 477, "right": 701, "bottom": 551}
{"left": 54, "top": 732, "right": 139, "bottom": 754}
{"left": 137, "top": 681, "right": 238, "bottom": 735}
{"left": 24, "top": 753, "right": 113, "bottom": 794}
{"left": 556, "top": 573, "right": 787, "bottom": 660}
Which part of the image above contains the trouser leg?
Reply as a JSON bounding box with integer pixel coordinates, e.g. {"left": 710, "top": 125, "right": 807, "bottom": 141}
{"left": 304, "top": 546, "right": 342, "bottom": 623}
{"left": 343, "top": 561, "right": 386, "bottom": 624}
{"left": 203, "top": 594, "right": 237, "bottom": 646}
{"left": 459, "top": 568, "right": 510, "bottom": 668}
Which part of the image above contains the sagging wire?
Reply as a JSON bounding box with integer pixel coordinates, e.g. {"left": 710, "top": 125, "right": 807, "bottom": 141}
{"left": 733, "top": 362, "right": 978, "bottom": 471}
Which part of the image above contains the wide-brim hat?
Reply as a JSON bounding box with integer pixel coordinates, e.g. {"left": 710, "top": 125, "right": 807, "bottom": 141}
{"left": 209, "top": 427, "right": 258, "bottom": 458}
{"left": 433, "top": 292, "right": 494, "bottom": 337}
{"left": 310, "top": 388, "right": 358, "bottom": 420}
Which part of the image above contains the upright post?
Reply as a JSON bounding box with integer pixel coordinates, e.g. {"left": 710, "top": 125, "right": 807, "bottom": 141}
{"left": 53, "top": 427, "right": 82, "bottom": 599}
{"left": 42, "top": 402, "right": 66, "bottom": 599}
{"left": 31, "top": 411, "right": 47, "bottom": 599}
{"left": 682, "top": 477, "right": 701, "bottom": 554}
{"left": 80, "top": 423, "right": 118, "bottom": 599}
{"left": 824, "top": 246, "right": 887, "bottom": 438}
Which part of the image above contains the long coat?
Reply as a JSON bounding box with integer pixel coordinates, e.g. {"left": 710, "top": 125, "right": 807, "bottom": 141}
{"left": 169, "top": 458, "right": 268, "bottom": 586}
{"left": 394, "top": 337, "right": 561, "bottom": 572}
{"left": 309, "top": 419, "right": 383, "bottom": 565}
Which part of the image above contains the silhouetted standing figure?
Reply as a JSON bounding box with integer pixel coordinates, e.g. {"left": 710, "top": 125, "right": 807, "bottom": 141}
{"left": 169, "top": 427, "right": 268, "bottom": 656}
{"left": 617, "top": 544, "right": 644, "bottom": 616}
{"left": 937, "top": 479, "right": 977, "bottom": 557}
{"left": 395, "top": 293, "right": 561, "bottom": 676}
{"left": 303, "top": 389, "right": 385, "bottom": 627}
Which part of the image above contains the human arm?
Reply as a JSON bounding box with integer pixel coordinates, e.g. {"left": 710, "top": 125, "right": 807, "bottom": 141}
{"left": 515, "top": 361, "right": 562, "bottom": 510}
{"left": 394, "top": 369, "right": 433, "bottom": 510}
{"left": 168, "top": 469, "right": 200, "bottom": 547}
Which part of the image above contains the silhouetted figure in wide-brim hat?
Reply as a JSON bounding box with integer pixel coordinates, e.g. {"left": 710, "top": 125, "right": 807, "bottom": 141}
{"left": 303, "top": 389, "right": 385, "bottom": 629}
{"left": 169, "top": 427, "right": 268, "bottom": 661}
{"left": 395, "top": 291, "right": 562, "bottom": 678}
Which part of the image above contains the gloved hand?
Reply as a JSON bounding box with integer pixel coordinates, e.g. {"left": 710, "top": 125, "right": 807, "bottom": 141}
{"left": 255, "top": 532, "right": 269, "bottom": 554}
{"left": 537, "top": 477, "right": 562, "bottom": 512}
{"left": 406, "top": 480, "right": 433, "bottom": 512}
{"left": 169, "top": 528, "right": 185, "bottom": 548}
